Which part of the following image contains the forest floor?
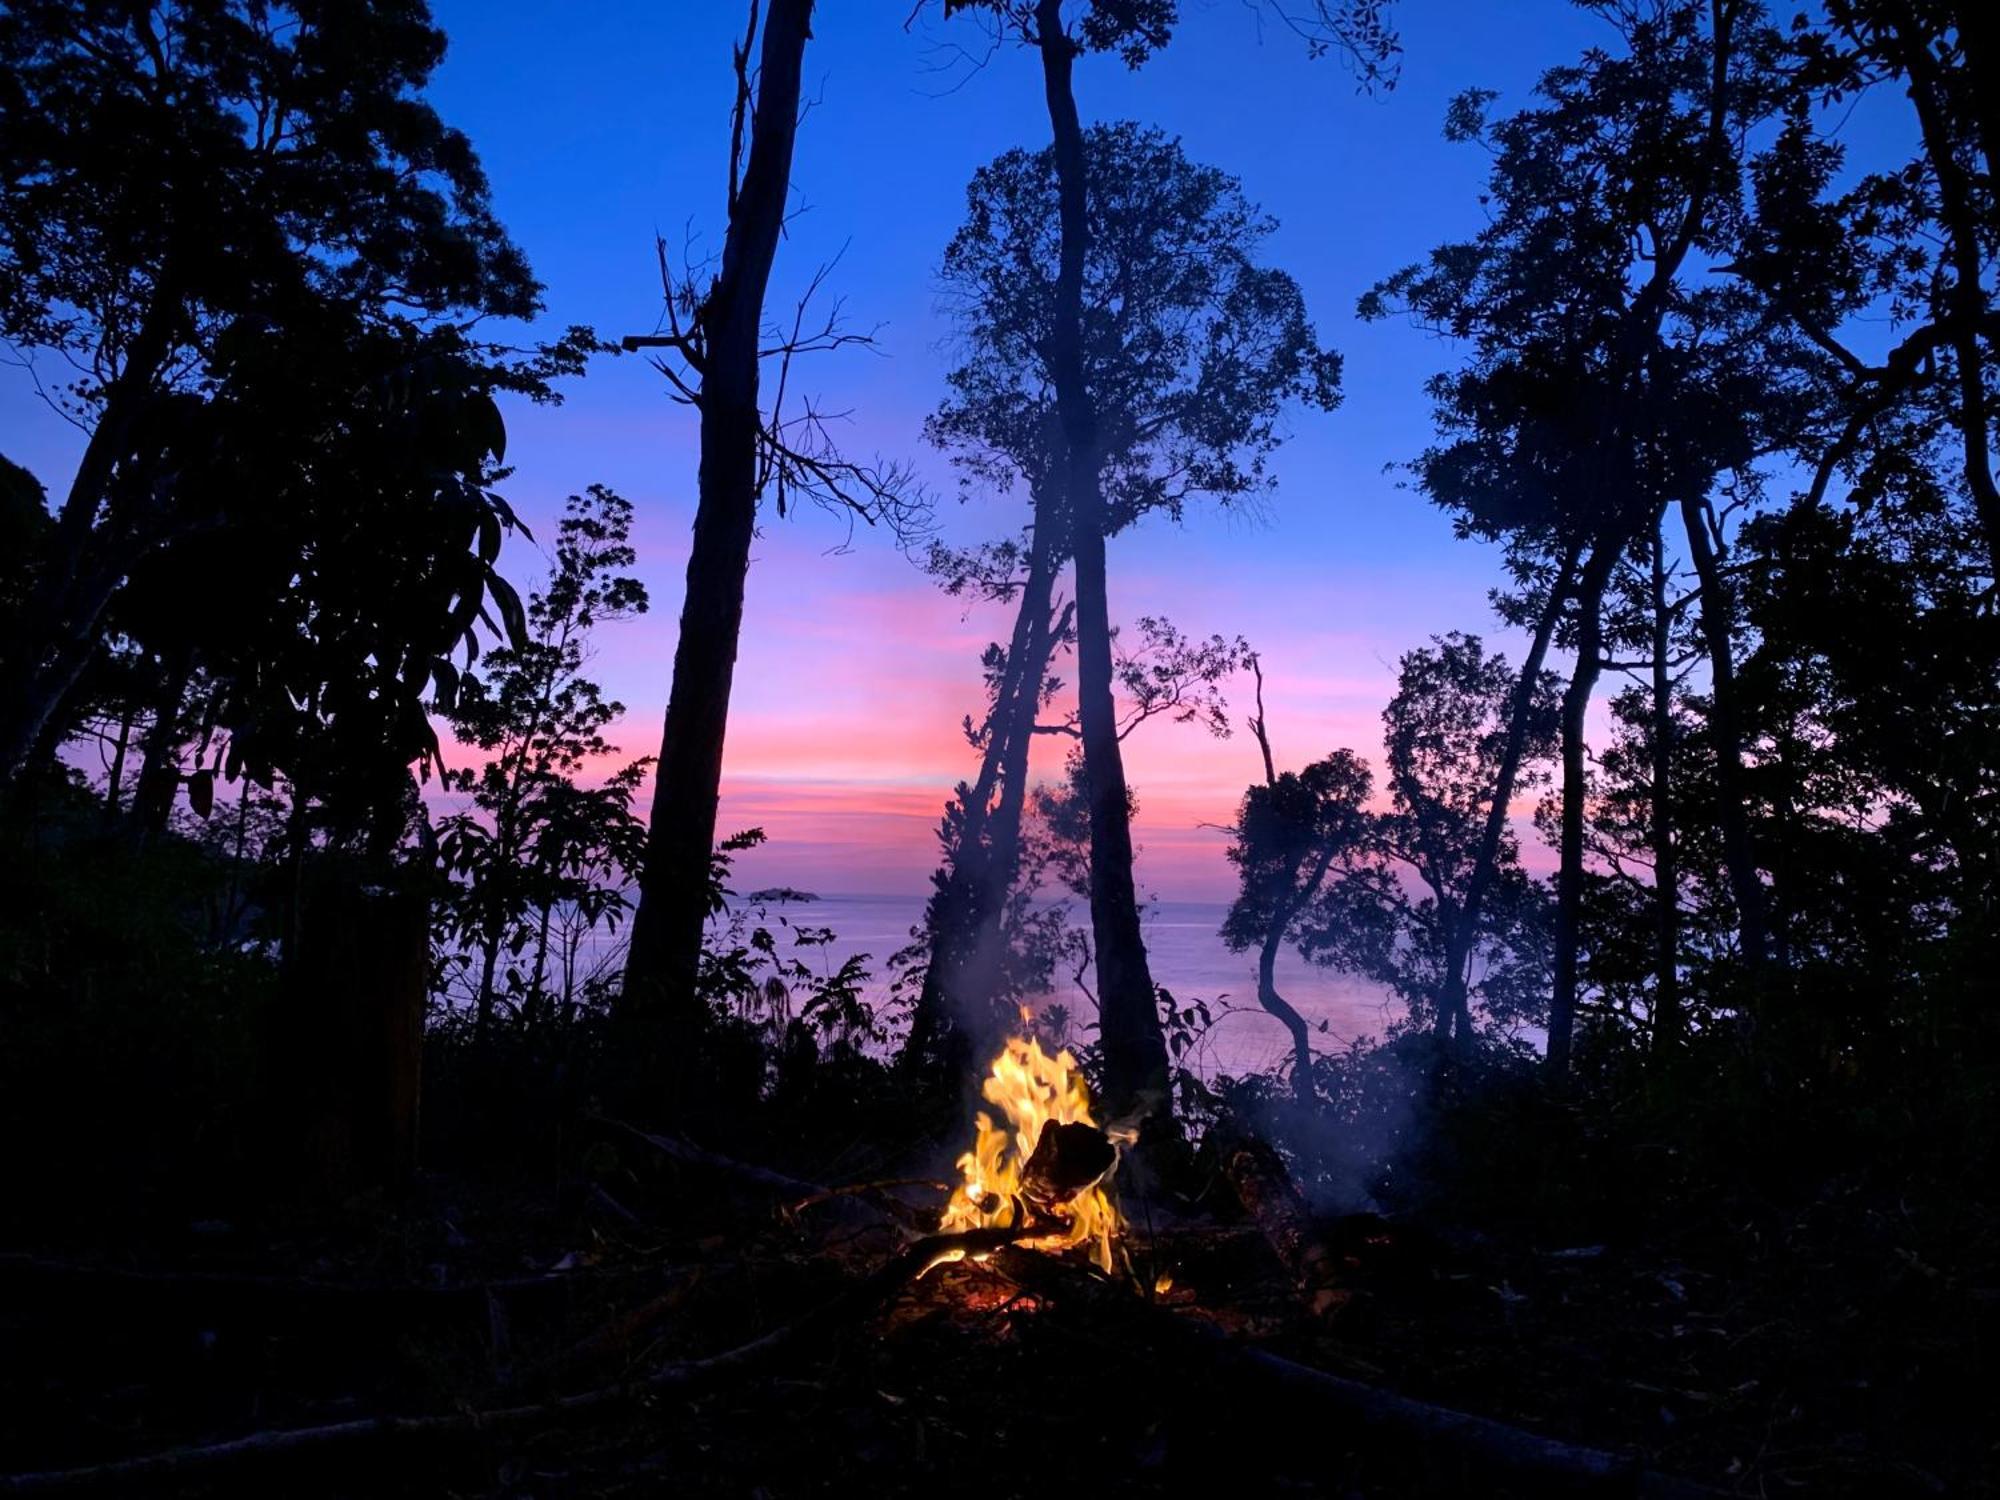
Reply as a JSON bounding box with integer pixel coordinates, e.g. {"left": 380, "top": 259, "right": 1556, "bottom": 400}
{"left": 2, "top": 1124, "right": 1994, "bottom": 1499}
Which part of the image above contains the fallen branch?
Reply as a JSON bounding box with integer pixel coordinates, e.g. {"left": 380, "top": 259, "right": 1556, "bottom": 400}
{"left": 990, "top": 1248, "right": 1721, "bottom": 1499}
{"left": 0, "top": 1253, "right": 678, "bottom": 1312}
{"left": 513, "top": 1267, "right": 707, "bottom": 1391}
{"left": 1221, "top": 1338, "right": 1721, "bottom": 1498}
{"left": 0, "top": 1225, "right": 1032, "bottom": 1496}
{"left": 784, "top": 1177, "right": 951, "bottom": 1216}
{"left": 587, "top": 1115, "right": 826, "bottom": 1198}
{"left": 587, "top": 1116, "right": 930, "bottom": 1228}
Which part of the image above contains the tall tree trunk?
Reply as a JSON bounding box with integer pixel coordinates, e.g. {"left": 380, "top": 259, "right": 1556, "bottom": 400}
{"left": 1434, "top": 541, "right": 1579, "bottom": 1048}
{"left": 1032, "top": 0, "right": 1170, "bottom": 1129}
{"left": 219, "top": 779, "right": 253, "bottom": 944}
{"left": 531, "top": 900, "right": 553, "bottom": 1022}
{"left": 904, "top": 514, "right": 1061, "bottom": 1072}
{"left": 1646, "top": 525, "right": 1682, "bottom": 1053}
{"left": 961, "top": 562, "right": 1062, "bottom": 1010}
{"left": 1259, "top": 843, "right": 1338, "bottom": 1112}
{"left": 128, "top": 646, "right": 195, "bottom": 836}
{"left": 0, "top": 562, "right": 138, "bottom": 787}
{"left": 621, "top": 0, "right": 817, "bottom": 1063}
{"left": 913, "top": 518, "right": 1066, "bottom": 1079}
{"left": 285, "top": 859, "right": 429, "bottom": 1198}
{"left": 101, "top": 703, "right": 136, "bottom": 831}
{"left": 1677, "top": 494, "right": 1771, "bottom": 976}
{"left": 1947, "top": 1, "right": 2000, "bottom": 195}
{"left": 1549, "top": 540, "right": 1618, "bottom": 1079}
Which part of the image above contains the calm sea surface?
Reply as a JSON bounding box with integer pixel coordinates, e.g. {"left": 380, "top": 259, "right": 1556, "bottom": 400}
{"left": 721, "top": 893, "right": 1404, "bottom": 1082}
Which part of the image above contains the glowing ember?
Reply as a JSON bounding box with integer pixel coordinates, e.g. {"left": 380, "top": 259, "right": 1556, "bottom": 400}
{"left": 938, "top": 1036, "right": 1123, "bottom": 1272}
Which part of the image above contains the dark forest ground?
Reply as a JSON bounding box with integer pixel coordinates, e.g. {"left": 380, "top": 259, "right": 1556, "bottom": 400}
{"left": 3, "top": 1119, "right": 1994, "bottom": 1500}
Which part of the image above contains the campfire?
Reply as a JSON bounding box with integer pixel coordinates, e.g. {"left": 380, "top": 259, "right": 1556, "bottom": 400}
{"left": 936, "top": 1036, "right": 1125, "bottom": 1272}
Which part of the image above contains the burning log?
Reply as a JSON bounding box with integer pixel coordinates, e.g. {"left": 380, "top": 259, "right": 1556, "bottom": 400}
{"left": 1020, "top": 1121, "right": 1118, "bottom": 1211}
{"left": 940, "top": 1037, "right": 1125, "bottom": 1271}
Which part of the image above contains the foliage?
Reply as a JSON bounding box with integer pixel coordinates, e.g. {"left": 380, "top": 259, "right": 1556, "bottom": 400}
{"left": 0, "top": 0, "right": 536, "bottom": 390}
{"left": 936, "top": 121, "right": 1342, "bottom": 530}
{"left": 435, "top": 486, "right": 653, "bottom": 1038}
{"left": 1232, "top": 637, "right": 1557, "bottom": 1046}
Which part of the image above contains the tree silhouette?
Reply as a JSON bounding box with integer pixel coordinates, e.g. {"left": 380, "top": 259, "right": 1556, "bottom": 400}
{"left": 619, "top": 1, "right": 924, "bottom": 1069}
{"left": 437, "top": 486, "right": 652, "bottom": 1045}
{"left": 919, "top": 104, "right": 1342, "bottom": 1125}
{"left": 1296, "top": 636, "right": 1557, "bottom": 1043}
{"left": 0, "top": 0, "right": 538, "bottom": 785}
{"left": 1223, "top": 674, "right": 1375, "bottom": 1107}
{"left": 1365, "top": 0, "right": 1790, "bottom": 1073}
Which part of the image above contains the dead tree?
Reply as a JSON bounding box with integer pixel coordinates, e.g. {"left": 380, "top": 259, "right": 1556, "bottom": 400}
{"left": 619, "top": 0, "right": 922, "bottom": 1073}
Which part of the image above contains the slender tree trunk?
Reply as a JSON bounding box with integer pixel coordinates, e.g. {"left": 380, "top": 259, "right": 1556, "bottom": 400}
{"left": 1676, "top": 494, "right": 1771, "bottom": 978}
{"left": 1258, "top": 844, "right": 1336, "bottom": 1112}
{"left": 1646, "top": 526, "right": 1682, "bottom": 1053}
{"left": 1435, "top": 541, "right": 1579, "bottom": 1047}
{"left": 1032, "top": 0, "right": 1170, "bottom": 1129}
{"left": 1244, "top": 680, "right": 1327, "bottom": 1110}
{"left": 475, "top": 935, "right": 500, "bottom": 1046}
{"left": 961, "top": 564, "right": 1061, "bottom": 1004}
{"left": 220, "top": 779, "right": 253, "bottom": 943}
{"left": 620, "top": 0, "right": 817, "bottom": 1063}
{"left": 101, "top": 703, "right": 136, "bottom": 831}
{"left": 0, "top": 562, "right": 136, "bottom": 786}
{"left": 129, "top": 646, "right": 195, "bottom": 836}
{"left": 531, "top": 900, "right": 552, "bottom": 1020}
{"left": 941, "top": 534, "right": 1064, "bottom": 1068}
{"left": 1549, "top": 540, "right": 1618, "bottom": 1079}
{"left": 1258, "top": 925, "right": 1316, "bottom": 1111}
{"left": 904, "top": 514, "right": 1062, "bottom": 1074}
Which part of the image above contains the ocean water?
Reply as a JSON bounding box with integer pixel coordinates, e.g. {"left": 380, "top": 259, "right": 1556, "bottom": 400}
{"left": 721, "top": 892, "right": 1405, "bottom": 1083}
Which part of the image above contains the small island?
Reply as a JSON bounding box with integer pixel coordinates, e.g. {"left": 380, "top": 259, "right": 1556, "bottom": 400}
{"left": 745, "top": 886, "right": 819, "bottom": 904}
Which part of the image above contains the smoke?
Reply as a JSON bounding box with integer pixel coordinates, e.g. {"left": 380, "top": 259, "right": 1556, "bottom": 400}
{"left": 1220, "top": 1030, "right": 1447, "bottom": 1216}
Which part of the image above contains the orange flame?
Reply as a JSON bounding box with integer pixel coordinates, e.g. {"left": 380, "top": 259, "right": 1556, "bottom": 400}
{"left": 937, "top": 1036, "right": 1123, "bottom": 1273}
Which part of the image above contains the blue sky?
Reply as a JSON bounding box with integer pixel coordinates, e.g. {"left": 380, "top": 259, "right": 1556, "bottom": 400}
{"left": 0, "top": 2, "right": 1914, "bottom": 898}
{"left": 418, "top": 0, "right": 1608, "bottom": 898}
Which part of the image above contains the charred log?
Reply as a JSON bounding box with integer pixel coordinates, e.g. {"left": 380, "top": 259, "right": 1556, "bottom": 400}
{"left": 1020, "top": 1121, "right": 1118, "bottom": 1212}
{"left": 1219, "top": 1134, "right": 1346, "bottom": 1318}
